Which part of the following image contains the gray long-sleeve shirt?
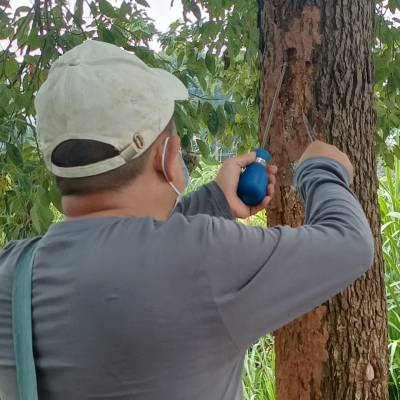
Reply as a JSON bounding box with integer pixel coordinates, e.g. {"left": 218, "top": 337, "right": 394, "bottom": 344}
{"left": 0, "top": 157, "right": 374, "bottom": 400}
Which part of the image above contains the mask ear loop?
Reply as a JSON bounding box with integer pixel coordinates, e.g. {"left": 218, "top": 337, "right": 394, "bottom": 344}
{"left": 162, "top": 136, "right": 181, "bottom": 196}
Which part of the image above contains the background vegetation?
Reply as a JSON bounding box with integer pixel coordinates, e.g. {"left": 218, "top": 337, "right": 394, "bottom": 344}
{"left": 380, "top": 146, "right": 400, "bottom": 399}
{"left": 0, "top": 0, "right": 399, "bottom": 398}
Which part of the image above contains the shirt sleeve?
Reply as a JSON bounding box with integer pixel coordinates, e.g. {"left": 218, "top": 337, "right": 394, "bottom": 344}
{"left": 200, "top": 157, "right": 374, "bottom": 350}
{"left": 174, "top": 182, "right": 233, "bottom": 219}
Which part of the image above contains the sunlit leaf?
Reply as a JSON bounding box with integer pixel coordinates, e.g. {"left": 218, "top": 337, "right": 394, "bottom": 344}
{"left": 6, "top": 143, "right": 23, "bottom": 169}
{"left": 99, "top": 0, "right": 116, "bottom": 18}
{"left": 196, "top": 139, "right": 209, "bottom": 158}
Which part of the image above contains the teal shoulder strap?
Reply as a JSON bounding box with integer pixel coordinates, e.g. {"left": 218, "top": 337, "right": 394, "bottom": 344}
{"left": 12, "top": 238, "right": 41, "bottom": 400}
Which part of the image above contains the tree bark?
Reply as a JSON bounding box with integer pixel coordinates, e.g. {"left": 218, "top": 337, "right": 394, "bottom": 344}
{"left": 258, "top": 1, "right": 389, "bottom": 399}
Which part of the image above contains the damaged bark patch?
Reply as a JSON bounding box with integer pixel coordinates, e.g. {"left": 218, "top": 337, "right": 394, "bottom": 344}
{"left": 260, "top": 5, "right": 323, "bottom": 222}
{"left": 275, "top": 305, "right": 329, "bottom": 400}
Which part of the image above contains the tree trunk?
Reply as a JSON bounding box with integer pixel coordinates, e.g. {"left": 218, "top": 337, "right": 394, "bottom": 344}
{"left": 258, "top": 1, "right": 389, "bottom": 399}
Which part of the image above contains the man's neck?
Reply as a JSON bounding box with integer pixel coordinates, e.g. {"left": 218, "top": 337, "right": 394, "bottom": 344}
{"left": 61, "top": 177, "right": 177, "bottom": 221}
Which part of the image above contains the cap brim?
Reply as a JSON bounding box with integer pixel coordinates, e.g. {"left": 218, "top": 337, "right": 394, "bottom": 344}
{"left": 152, "top": 68, "right": 189, "bottom": 101}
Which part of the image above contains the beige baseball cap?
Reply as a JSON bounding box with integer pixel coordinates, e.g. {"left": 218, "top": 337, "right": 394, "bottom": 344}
{"left": 35, "top": 40, "right": 188, "bottom": 178}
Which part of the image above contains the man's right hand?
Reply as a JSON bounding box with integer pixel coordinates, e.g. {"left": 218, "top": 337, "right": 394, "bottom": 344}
{"left": 215, "top": 152, "right": 278, "bottom": 219}
{"left": 298, "top": 140, "right": 354, "bottom": 183}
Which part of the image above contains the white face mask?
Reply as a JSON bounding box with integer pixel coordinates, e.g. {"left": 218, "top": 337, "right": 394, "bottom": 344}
{"left": 161, "top": 137, "right": 189, "bottom": 209}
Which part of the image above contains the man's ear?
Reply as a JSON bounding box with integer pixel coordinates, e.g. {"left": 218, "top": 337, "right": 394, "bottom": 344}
{"left": 153, "top": 134, "right": 181, "bottom": 182}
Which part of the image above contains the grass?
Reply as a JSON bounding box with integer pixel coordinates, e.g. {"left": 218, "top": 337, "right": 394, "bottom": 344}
{"left": 380, "top": 155, "right": 400, "bottom": 399}
{"left": 243, "top": 336, "right": 275, "bottom": 400}
{"left": 189, "top": 154, "right": 400, "bottom": 398}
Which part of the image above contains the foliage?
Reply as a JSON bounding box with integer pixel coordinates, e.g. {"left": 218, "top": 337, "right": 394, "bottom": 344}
{"left": 243, "top": 336, "right": 275, "bottom": 400}
{"left": 186, "top": 158, "right": 219, "bottom": 192}
{"left": 161, "top": 0, "right": 261, "bottom": 154}
{"left": 379, "top": 137, "right": 400, "bottom": 399}
{"left": 375, "top": 2, "right": 400, "bottom": 168}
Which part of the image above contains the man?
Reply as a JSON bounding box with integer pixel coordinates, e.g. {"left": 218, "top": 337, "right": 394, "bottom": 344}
{"left": 0, "top": 40, "right": 373, "bottom": 399}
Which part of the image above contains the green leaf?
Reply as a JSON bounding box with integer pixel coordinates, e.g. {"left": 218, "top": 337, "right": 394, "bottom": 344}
{"left": 15, "top": 6, "right": 31, "bottom": 16}
{"left": 49, "top": 181, "right": 62, "bottom": 213}
{"left": 216, "top": 105, "right": 226, "bottom": 134}
{"left": 177, "top": 51, "right": 185, "bottom": 68}
{"left": 196, "top": 139, "right": 209, "bottom": 158}
{"left": 190, "top": 3, "right": 202, "bottom": 20}
{"left": 191, "top": 170, "right": 202, "bottom": 178}
{"left": 27, "top": 27, "right": 43, "bottom": 49}
{"left": 136, "top": 0, "right": 150, "bottom": 7}
{"left": 393, "top": 145, "right": 400, "bottom": 160}
{"left": 73, "top": 0, "right": 84, "bottom": 24}
{"left": 0, "top": 23, "right": 12, "bottom": 40}
{"left": 110, "top": 25, "right": 126, "bottom": 46}
{"left": 175, "top": 105, "right": 194, "bottom": 135}
{"left": 99, "top": 0, "right": 116, "bottom": 18}
{"left": 389, "top": 112, "right": 400, "bottom": 125}
{"left": 5, "top": 58, "right": 19, "bottom": 78}
{"left": 181, "top": 134, "right": 191, "bottom": 149}
{"left": 17, "top": 174, "right": 31, "bottom": 194}
{"left": 202, "top": 156, "right": 219, "bottom": 166}
{"left": 384, "top": 151, "right": 395, "bottom": 169}
{"left": 31, "top": 187, "right": 53, "bottom": 233}
{"left": 30, "top": 200, "right": 52, "bottom": 234}
{"left": 88, "top": 1, "right": 99, "bottom": 17}
{"left": 200, "top": 21, "right": 220, "bottom": 40}
{"left": 6, "top": 143, "right": 23, "bottom": 169}
{"left": 388, "top": 211, "right": 400, "bottom": 219}
{"left": 16, "top": 14, "right": 32, "bottom": 47}
{"left": 99, "top": 26, "right": 116, "bottom": 44}
{"left": 207, "top": 109, "right": 219, "bottom": 135}
{"left": 205, "top": 52, "right": 215, "bottom": 74}
{"left": 0, "top": 129, "right": 9, "bottom": 142}
{"left": 196, "top": 69, "right": 208, "bottom": 91}
{"left": 0, "top": 85, "right": 10, "bottom": 110}
{"left": 388, "top": 0, "right": 400, "bottom": 13}
{"left": 224, "top": 101, "right": 234, "bottom": 115}
{"left": 201, "top": 102, "right": 214, "bottom": 119}
{"left": 24, "top": 54, "right": 40, "bottom": 65}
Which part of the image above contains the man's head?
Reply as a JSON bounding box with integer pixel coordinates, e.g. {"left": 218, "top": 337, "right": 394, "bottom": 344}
{"left": 52, "top": 118, "right": 176, "bottom": 196}
{"left": 35, "top": 40, "right": 189, "bottom": 219}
